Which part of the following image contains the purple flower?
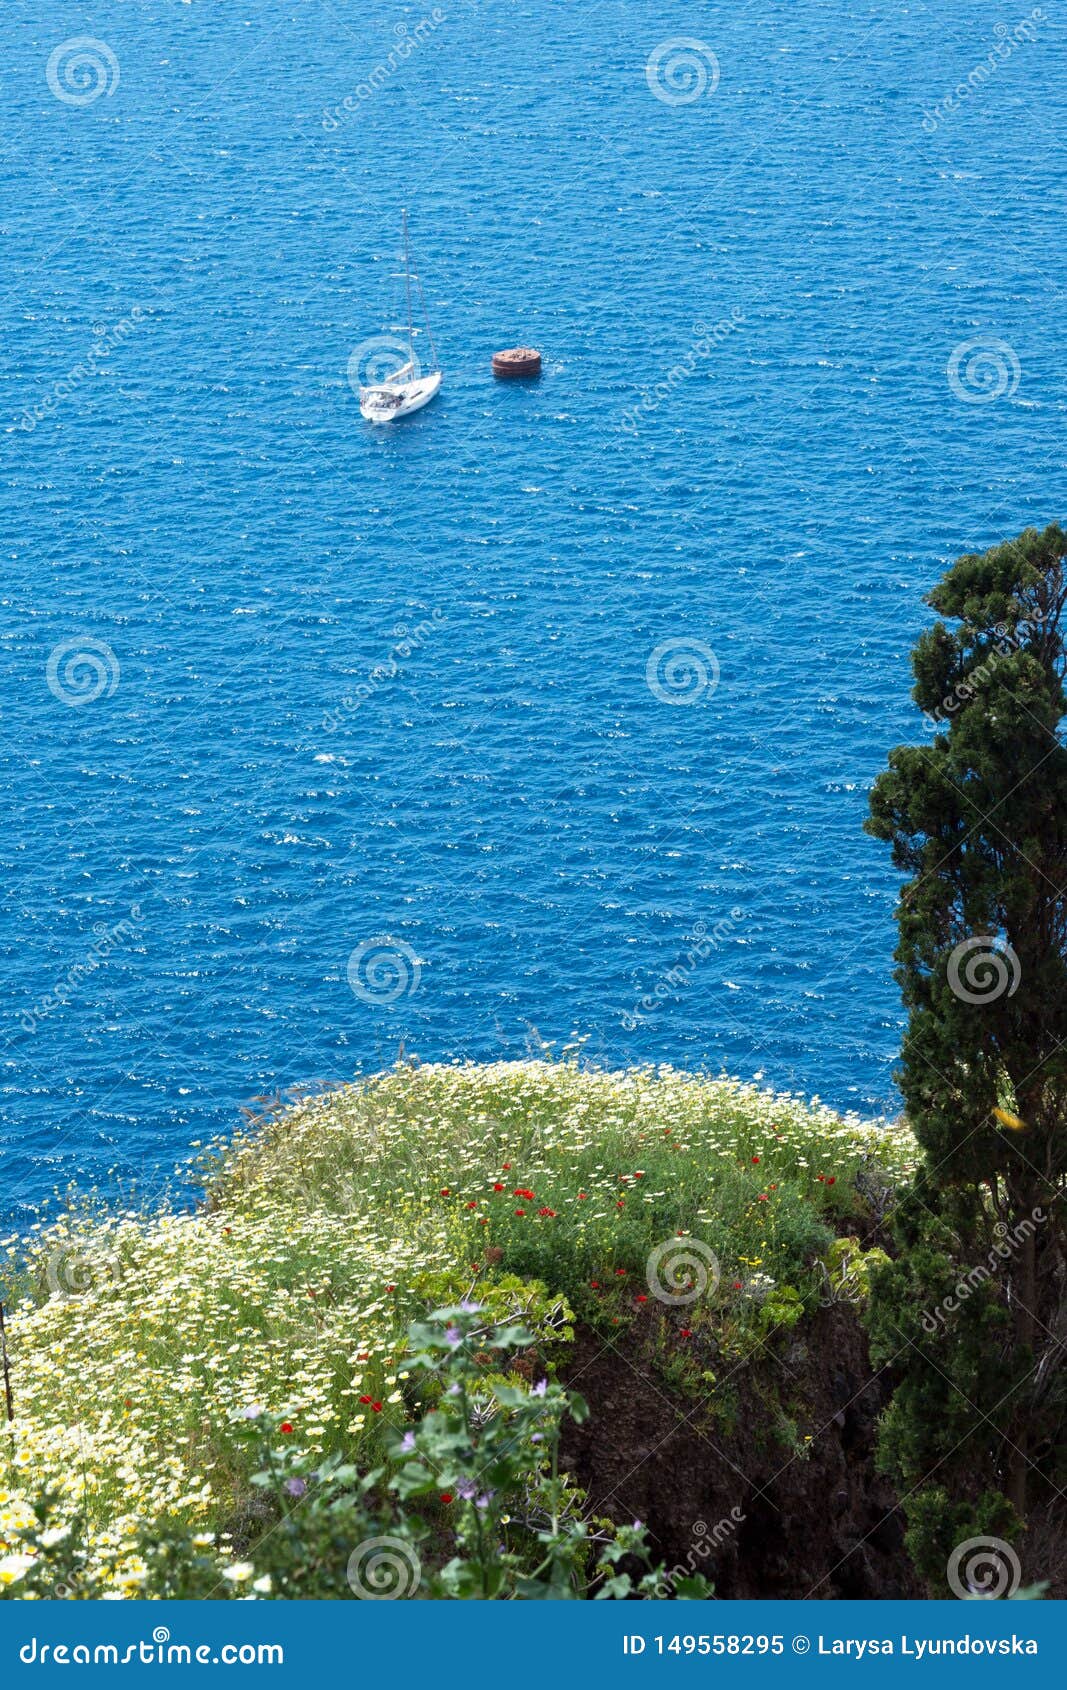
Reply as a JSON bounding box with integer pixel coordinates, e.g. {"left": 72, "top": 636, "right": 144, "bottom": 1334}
{"left": 456, "top": 1479, "right": 478, "bottom": 1500}
{"left": 444, "top": 1325, "right": 463, "bottom": 1348}
{"left": 459, "top": 1299, "right": 482, "bottom": 1314}
{"left": 531, "top": 1378, "right": 548, "bottom": 1397}
{"left": 399, "top": 1430, "right": 417, "bottom": 1454}
{"left": 239, "top": 1403, "right": 265, "bottom": 1419}
{"left": 530, "top": 1433, "right": 543, "bottom": 1444}
{"left": 284, "top": 1478, "right": 307, "bottom": 1498}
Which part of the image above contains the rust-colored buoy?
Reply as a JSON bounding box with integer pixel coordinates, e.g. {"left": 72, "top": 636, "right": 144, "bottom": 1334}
{"left": 492, "top": 346, "right": 542, "bottom": 379}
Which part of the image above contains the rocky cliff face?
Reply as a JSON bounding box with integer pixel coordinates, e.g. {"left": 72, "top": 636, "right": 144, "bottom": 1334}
{"left": 560, "top": 1302, "right": 919, "bottom": 1599}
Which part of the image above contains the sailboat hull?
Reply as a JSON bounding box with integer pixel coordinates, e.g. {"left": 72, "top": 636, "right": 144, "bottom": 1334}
{"left": 360, "top": 370, "right": 442, "bottom": 423}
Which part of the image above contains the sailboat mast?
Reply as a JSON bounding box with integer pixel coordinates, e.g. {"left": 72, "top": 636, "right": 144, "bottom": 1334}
{"left": 402, "top": 208, "right": 415, "bottom": 366}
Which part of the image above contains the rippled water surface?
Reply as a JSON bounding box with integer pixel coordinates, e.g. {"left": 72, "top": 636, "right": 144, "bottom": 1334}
{"left": 2, "top": 2, "right": 1065, "bottom": 1223}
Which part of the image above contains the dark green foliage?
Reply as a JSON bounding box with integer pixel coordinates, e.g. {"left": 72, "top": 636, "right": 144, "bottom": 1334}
{"left": 865, "top": 525, "right": 1067, "bottom": 1587}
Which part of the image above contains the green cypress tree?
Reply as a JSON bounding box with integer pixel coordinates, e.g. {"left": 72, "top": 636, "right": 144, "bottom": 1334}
{"left": 865, "top": 523, "right": 1067, "bottom": 1587}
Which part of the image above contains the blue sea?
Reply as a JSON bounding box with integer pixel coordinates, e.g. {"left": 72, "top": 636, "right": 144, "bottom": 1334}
{"left": 1, "top": 1, "right": 1063, "bottom": 1226}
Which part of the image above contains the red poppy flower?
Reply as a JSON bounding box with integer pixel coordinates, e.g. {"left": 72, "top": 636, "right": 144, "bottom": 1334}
{"left": 385, "top": 1284, "right": 395, "bottom": 1293}
{"left": 590, "top": 1280, "right": 600, "bottom": 1289}
{"left": 752, "top": 1156, "right": 760, "bottom": 1164}
{"left": 440, "top": 1187, "right": 451, "bottom": 1196}
{"left": 616, "top": 1200, "right": 625, "bottom": 1209}
{"left": 470, "top": 1262, "right": 480, "bottom": 1271}
{"left": 679, "top": 1328, "right": 692, "bottom": 1338}
{"left": 371, "top": 1402, "right": 383, "bottom": 1413}
{"left": 466, "top": 1200, "right": 477, "bottom": 1209}
{"left": 357, "top": 1353, "right": 369, "bottom": 1361}
{"left": 479, "top": 1217, "right": 489, "bottom": 1225}
{"left": 502, "top": 1163, "right": 511, "bottom": 1171}
{"left": 537, "top": 1206, "right": 556, "bottom": 1217}
{"left": 493, "top": 1182, "right": 505, "bottom": 1192}
{"left": 758, "top": 1193, "right": 769, "bottom": 1202}
{"left": 280, "top": 1422, "right": 294, "bottom": 1434}
{"left": 577, "top": 1192, "right": 588, "bottom": 1200}
{"left": 635, "top": 1294, "right": 648, "bottom": 1303}
{"left": 440, "top": 1492, "right": 454, "bottom": 1504}
{"left": 360, "top": 1394, "right": 372, "bottom": 1404}
{"left": 614, "top": 1268, "right": 627, "bottom": 1276}
{"left": 514, "top": 1208, "right": 526, "bottom": 1217}
{"left": 124, "top": 1398, "right": 132, "bottom": 1409}
{"left": 513, "top": 1188, "right": 535, "bottom": 1200}
{"left": 634, "top": 1171, "right": 644, "bottom": 1178}
{"left": 732, "top": 1281, "right": 743, "bottom": 1290}
{"left": 827, "top": 1176, "right": 836, "bottom": 1186}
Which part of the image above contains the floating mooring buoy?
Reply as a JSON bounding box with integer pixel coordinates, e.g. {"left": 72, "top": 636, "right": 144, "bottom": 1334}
{"left": 492, "top": 347, "right": 542, "bottom": 378}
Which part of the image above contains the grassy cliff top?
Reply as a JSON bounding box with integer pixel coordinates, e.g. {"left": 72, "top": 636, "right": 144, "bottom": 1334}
{"left": 0, "top": 1061, "right": 915, "bottom": 1595}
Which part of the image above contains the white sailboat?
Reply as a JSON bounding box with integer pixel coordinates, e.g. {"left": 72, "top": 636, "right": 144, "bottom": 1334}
{"left": 359, "top": 211, "right": 442, "bottom": 423}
